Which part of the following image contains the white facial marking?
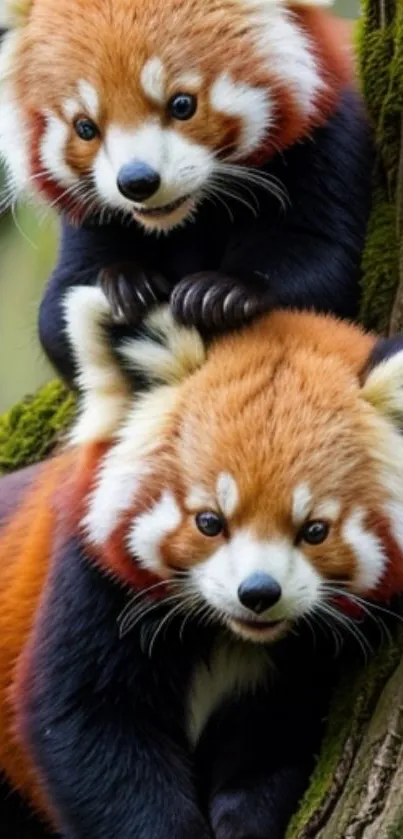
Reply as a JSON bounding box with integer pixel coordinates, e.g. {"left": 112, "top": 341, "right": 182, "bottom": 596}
{"left": 40, "top": 111, "right": 76, "bottom": 185}
{"left": 128, "top": 490, "right": 181, "bottom": 573}
{"left": 343, "top": 508, "right": 386, "bottom": 592}
{"left": 174, "top": 71, "right": 203, "bottom": 90}
{"left": 242, "top": 1, "right": 324, "bottom": 117}
{"left": 385, "top": 500, "right": 403, "bottom": 555}
{"left": 216, "top": 472, "right": 239, "bottom": 518}
{"left": 210, "top": 73, "right": 273, "bottom": 156}
{"left": 0, "top": 32, "right": 30, "bottom": 196}
{"left": 187, "top": 641, "right": 268, "bottom": 745}
{"left": 62, "top": 97, "right": 80, "bottom": 121}
{"left": 78, "top": 80, "right": 99, "bottom": 119}
{"left": 84, "top": 459, "right": 149, "bottom": 548}
{"left": 292, "top": 483, "right": 312, "bottom": 526}
{"left": 140, "top": 57, "right": 166, "bottom": 105}
{"left": 186, "top": 486, "right": 215, "bottom": 510}
{"left": 62, "top": 82, "right": 99, "bottom": 123}
{"left": 83, "top": 386, "right": 179, "bottom": 545}
{"left": 191, "top": 530, "right": 322, "bottom": 627}
{"left": 315, "top": 499, "right": 341, "bottom": 521}
{"left": 0, "top": 96, "right": 29, "bottom": 194}
{"left": 93, "top": 121, "right": 214, "bottom": 228}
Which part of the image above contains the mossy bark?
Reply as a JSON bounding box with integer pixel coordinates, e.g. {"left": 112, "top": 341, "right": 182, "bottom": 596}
{"left": 286, "top": 2, "right": 403, "bottom": 834}
{"left": 0, "top": 380, "right": 75, "bottom": 475}
{"left": 358, "top": 0, "right": 403, "bottom": 333}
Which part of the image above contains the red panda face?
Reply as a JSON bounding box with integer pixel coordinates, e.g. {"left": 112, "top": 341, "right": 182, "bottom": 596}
{"left": 77, "top": 303, "right": 403, "bottom": 646}
{"left": 0, "top": 0, "right": 349, "bottom": 231}
{"left": 145, "top": 342, "right": 392, "bottom": 643}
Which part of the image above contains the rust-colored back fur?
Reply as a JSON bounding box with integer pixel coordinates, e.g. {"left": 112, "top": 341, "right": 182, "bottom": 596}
{"left": 0, "top": 452, "right": 75, "bottom": 817}
{"left": 2, "top": 310, "right": 403, "bottom": 820}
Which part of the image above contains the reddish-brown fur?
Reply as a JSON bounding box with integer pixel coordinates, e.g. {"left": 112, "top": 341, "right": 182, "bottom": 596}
{"left": 154, "top": 315, "right": 387, "bottom": 582}
{"left": 6, "top": 0, "right": 354, "bottom": 208}
{"left": 0, "top": 451, "right": 76, "bottom": 818}
{"left": 2, "top": 311, "right": 403, "bottom": 819}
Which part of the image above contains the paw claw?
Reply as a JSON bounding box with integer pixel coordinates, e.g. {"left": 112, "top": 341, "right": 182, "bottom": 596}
{"left": 98, "top": 262, "right": 170, "bottom": 325}
{"left": 171, "top": 271, "right": 270, "bottom": 332}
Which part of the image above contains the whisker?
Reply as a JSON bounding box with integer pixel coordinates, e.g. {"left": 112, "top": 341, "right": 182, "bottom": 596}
{"left": 208, "top": 179, "right": 258, "bottom": 217}
{"left": 202, "top": 186, "right": 234, "bottom": 223}
{"left": 308, "top": 608, "right": 343, "bottom": 655}
{"left": 317, "top": 601, "right": 373, "bottom": 661}
{"left": 212, "top": 161, "right": 289, "bottom": 211}
{"left": 321, "top": 584, "right": 403, "bottom": 627}
{"left": 148, "top": 601, "right": 187, "bottom": 657}
{"left": 118, "top": 586, "right": 186, "bottom": 638}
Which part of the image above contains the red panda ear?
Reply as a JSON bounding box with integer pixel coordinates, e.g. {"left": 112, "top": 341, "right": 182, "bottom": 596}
{"left": 64, "top": 288, "right": 207, "bottom": 447}
{"left": 64, "top": 286, "right": 132, "bottom": 445}
{"left": 77, "top": 304, "right": 206, "bottom": 559}
{"left": 361, "top": 338, "right": 403, "bottom": 428}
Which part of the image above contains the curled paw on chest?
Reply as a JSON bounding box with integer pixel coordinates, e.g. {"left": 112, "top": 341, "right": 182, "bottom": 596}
{"left": 98, "top": 262, "right": 171, "bottom": 324}
{"left": 170, "top": 272, "right": 273, "bottom": 332}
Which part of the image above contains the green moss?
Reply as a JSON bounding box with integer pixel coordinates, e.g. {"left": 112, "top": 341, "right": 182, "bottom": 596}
{"left": 358, "top": 0, "right": 403, "bottom": 332}
{"left": 386, "top": 820, "right": 403, "bottom": 839}
{"left": 286, "top": 640, "right": 400, "bottom": 838}
{"left": 287, "top": 6, "right": 403, "bottom": 829}
{"left": 0, "top": 380, "right": 76, "bottom": 474}
{"left": 360, "top": 192, "right": 399, "bottom": 331}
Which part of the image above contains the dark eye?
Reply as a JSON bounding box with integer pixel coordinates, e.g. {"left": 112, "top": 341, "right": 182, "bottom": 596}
{"left": 168, "top": 92, "right": 197, "bottom": 121}
{"left": 74, "top": 117, "right": 99, "bottom": 141}
{"left": 195, "top": 511, "right": 224, "bottom": 537}
{"left": 299, "top": 520, "right": 330, "bottom": 546}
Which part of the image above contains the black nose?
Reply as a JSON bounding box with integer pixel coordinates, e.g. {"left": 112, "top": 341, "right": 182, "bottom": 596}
{"left": 117, "top": 161, "right": 161, "bottom": 202}
{"left": 237, "top": 572, "right": 282, "bottom": 615}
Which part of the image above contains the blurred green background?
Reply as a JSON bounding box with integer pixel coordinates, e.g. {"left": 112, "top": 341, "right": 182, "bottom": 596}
{"left": 0, "top": 0, "right": 359, "bottom": 412}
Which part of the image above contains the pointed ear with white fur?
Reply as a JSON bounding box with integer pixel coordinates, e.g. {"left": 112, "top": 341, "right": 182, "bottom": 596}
{"left": 64, "top": 286, "right": 132, "bottom": 445}
{"left": 64, "top": 287, "right": 207, "bottom": 446}
{"left": 361, "top": 338, "right": 403, "bottom": 428}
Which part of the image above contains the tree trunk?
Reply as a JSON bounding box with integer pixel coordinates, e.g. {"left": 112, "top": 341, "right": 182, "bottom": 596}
{"left": 286, "top": 636, "right": 403, "bottom": 838}
{"left": 286, "top": 2, "right": 403, "bottom": 835}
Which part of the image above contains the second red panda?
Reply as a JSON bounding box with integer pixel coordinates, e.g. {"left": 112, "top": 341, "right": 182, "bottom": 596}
{"left": 1, "top": 289, "right": 403, "bottom": 838}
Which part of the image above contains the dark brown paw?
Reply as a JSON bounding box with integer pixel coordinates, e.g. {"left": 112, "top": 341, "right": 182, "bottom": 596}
{"left": 98, "top": 262, "right": 171, "bottom": 324}
{"left": 170, "top": 272, "right": 271, "bottom": 332}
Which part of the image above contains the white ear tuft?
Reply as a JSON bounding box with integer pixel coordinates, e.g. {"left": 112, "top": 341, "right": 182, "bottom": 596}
{"left": 64, "top": 286, "right": 131, "bottom": 445}
{"left": 362, "top": 350, "right": 403, "bottom": 427}
{"left": 119, "top": 306, "right": 206, "bottom": 388}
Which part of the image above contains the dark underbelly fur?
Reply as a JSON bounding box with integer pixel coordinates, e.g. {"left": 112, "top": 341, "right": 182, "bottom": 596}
{"left": 39, "top": 88, "right": 374, "bottom": 386}
{"left": 9, "top": 534, "right": 379, "bottom": 839}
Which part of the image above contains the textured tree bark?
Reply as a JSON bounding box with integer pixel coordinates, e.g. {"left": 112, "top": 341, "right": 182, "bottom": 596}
{"left": 315, "top": 650, "right": 403, "bottom": 838}
{"left": 289, "top": 3, "right": 403, "bottom": 834}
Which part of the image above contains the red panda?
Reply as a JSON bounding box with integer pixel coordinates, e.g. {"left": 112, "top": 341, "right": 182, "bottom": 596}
{"left": 1, "top": 289, "right": 403, "bottom": 838}
{"left": 0, "top": 0, "right": 372, "bottom": 384}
